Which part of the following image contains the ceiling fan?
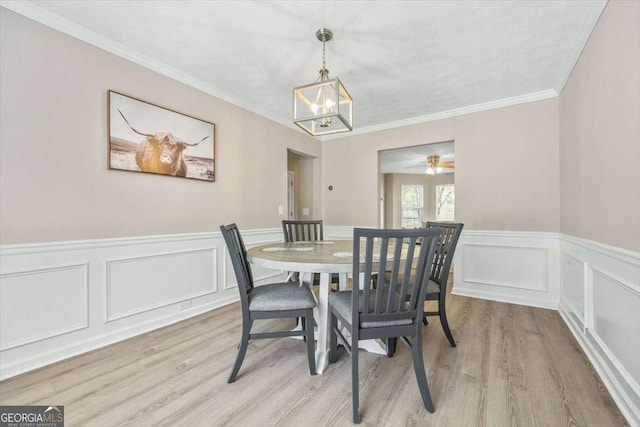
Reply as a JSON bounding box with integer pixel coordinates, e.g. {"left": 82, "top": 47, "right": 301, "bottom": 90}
{"left": 425, "top": 155, "right": 454, "bottom": 175}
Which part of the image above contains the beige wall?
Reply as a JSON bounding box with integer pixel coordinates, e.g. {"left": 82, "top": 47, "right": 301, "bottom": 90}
{"left": 323, "top": 98, "right": 560, "bottom": 231}
{"left": 559, "top": 1, "right": 640, "bottom": 252}
{"left": 0, "top": 10, "right": 320, "bottom": 244}
{"left": 4, "top": 4, "right": 637, "bottom": 251}
{"left": 383, "top": 172, "right": 455, "bottom": 228}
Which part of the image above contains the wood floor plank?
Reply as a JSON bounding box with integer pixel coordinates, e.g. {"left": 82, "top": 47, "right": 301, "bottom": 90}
{"left": 0, "top": 280, "right": 628, "bottom": 427}
{"left": 485, "top": 302, "right": 537, "bottom": 427}
{"left": 531, "top": 308, "right": 628, "bottom": 427}
{"left": 428, "top": 297, "right": 492, "bottom": 427}
{"left": 520, "top": 304, "right": 589, "bottom": 427}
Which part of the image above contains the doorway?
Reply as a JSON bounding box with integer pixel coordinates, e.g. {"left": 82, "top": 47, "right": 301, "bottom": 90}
{"left": 287, "top": 150, "right": 315, "bottom": 220}
{"left": 378, "top": 141, "right": 455, "bottom": 228}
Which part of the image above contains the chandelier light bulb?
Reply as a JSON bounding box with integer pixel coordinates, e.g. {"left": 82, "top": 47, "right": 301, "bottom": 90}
{"left": 325, "top": 99, "right": 334, "bottom": 109}
{"left": 310, "top": 103, "right": 319, "bottom": 114}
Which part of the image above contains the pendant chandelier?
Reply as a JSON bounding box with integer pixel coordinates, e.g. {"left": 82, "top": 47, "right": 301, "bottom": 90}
{"left": 293, "top": 28, "right": 353, "bottom": 137}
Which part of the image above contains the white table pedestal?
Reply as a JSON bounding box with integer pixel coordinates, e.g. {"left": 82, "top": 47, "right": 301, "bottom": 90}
{"left": 247, "top": 240, "right": 390, "bottom": 375}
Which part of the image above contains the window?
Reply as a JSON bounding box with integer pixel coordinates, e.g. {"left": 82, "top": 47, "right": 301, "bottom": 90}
{"left": 435, "top": 184, "right": 455, "bottom": 221}
{"left": 401, "top": 185, "right": 423, "bottom": 228}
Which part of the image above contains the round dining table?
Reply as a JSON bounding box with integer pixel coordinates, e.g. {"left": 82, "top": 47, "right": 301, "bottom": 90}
{"left": 247, "top": 239, "right": 387, "bottom": 374}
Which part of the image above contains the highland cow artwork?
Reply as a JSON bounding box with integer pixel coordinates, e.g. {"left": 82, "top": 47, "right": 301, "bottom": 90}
{"left": 108, "top": 91, "right": 215, "bottom": 181}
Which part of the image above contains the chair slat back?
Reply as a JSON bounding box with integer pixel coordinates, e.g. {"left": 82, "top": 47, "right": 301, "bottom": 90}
{"left": 220, "top": 224, "right": 254, "bottom": 307}
{"left": 282, "top": 220, "right": 324, "bottom": 242}
{"left": 353, "top": 228, "right": 441, "bottom": 327}
{"left": 426, "top": 222, "right": 464, "bottom": 286}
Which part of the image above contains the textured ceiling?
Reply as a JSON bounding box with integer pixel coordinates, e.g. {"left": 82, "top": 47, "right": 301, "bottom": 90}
{"left": 5, "top": 1, "right": 606, "bottom": 138}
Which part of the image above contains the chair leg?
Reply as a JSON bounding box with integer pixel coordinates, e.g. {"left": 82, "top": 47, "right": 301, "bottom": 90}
{"left": 423, "top": 315, "right": 429, "bottom": 325}
{"left": 411, "top": 332, "right": 434, "bottom": 413}
{"left": 301, "top": 316, "right": 306, "bottom": 343}
{"left": 352, "top": 339, "right": 360, "bottom": 424}
{"left": 305, "top": 310, "right": 316, "bottom": 375}
{"left": 329, "top": 311, "right": 338, "bottom": 363}
{"left": 387, "top": 337, "right": 397, "bottom": 357}
{"left": 228, "top": 318, "right": 251, "bottom": 383}
{"left": 439, "top": 299, "right": 456, "bottom": 347}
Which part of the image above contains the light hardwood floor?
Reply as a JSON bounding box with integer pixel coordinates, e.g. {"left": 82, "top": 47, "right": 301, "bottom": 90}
{"left": 0, "top": 283, "right": 628, "bottom": 427}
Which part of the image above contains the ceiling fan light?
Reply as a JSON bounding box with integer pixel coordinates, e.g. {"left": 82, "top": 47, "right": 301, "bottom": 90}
{"left": 426, "top": 167, "right": 435, "bottom": 175}
{"left": 436, "top": 166, "right": 443, "bottom": 173}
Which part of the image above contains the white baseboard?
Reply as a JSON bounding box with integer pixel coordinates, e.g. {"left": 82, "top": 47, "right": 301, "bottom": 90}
{"left": 0, "top": 296, "right": 237, "bottom": 380}
{"left": 560, "top": 306, "right": 640, "bottom": 427}
{"left": 0, "top": 228, "right": 285, "bottom": 380}
{"left": 559, "top": 234, "right": 640, "bottom": 426}
{"left": 452, "top": 286, "right": 558, "bottom": 310}
{"left": 452, "top": 230, "right": 639, "bottom": 426}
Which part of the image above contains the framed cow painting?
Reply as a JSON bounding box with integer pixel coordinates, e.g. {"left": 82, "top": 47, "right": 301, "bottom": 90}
{"left": 108, "top": 90, "right": 215, "bottom": 181}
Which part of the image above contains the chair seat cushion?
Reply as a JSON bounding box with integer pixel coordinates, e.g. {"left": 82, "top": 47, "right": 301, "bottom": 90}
{"left": 248, "top": 282, "right": 316, "bottom": 311}
{"left": 328, "top": 291, "right": 413, "bottom": 328}
{"left": 382, "top": 271, "right": 440, "bottom": 294}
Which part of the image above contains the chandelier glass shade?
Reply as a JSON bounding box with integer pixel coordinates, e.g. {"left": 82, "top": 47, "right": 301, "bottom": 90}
{"left": 293, "top": 29, "right": 353, "bottom": 137}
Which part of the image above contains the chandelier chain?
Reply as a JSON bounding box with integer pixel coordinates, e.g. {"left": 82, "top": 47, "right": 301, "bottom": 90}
{"left": 322, "top": 38, "right": 326, "bottom": 70}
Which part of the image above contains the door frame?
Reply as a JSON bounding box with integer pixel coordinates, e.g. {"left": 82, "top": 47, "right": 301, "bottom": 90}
{"left": 287, "top": 171, "right": 295, "bottom": 220}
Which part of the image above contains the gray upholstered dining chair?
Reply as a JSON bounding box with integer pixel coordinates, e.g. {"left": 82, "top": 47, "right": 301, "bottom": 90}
{"left": 282, "top": 219, "right": 324, "bottom": 241}
{"left": 328, "top": 227, "right": 441, "bottom": 423}
{"left": 282, "top": 219, "right": 340, "bottom": 289}
{"left": 386, "top": 221, "right": 464, "bottom": 353}
{"left": 220, "top": 223, "right": 316, "bottom": 383}
{"left": 422, "top": 221, "right": 464, "bottom": 344}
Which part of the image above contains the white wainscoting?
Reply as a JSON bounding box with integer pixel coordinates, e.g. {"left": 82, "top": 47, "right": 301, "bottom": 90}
{"left": 324, "top": 225, "right": 360, "bottom": 240}
{"left": 1, "top": 226, "right": 638, "bottom": 425}
{"left": 106, "top": 248, "right": 218, "bottom": 321}
{"left": 0, "top": 263, "right": 89, "bottom": 351}
{"left": 453, "top": 230, "right": 560, "bottom": 309}
{"left": 453, "top": 230, "right": 639, "bottom": 425}
{"left": 0, "top": 228, "right": 286, "bottom": 380}
{"left": 559, "top": 235, "right": 640, "bottom": 426}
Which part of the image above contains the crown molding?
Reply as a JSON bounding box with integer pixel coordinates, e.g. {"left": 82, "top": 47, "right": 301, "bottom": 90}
{"left": 554, "top": 0, "right": 608, "bottom": 94}
{"left": 320, "top": 89, "right": 559, "bottom": 141}
{"left": 0, "top": 0, "right": 302, "bottom": 134}
{"left": 3, "top": 1, "right": 592, "bottom": 141}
